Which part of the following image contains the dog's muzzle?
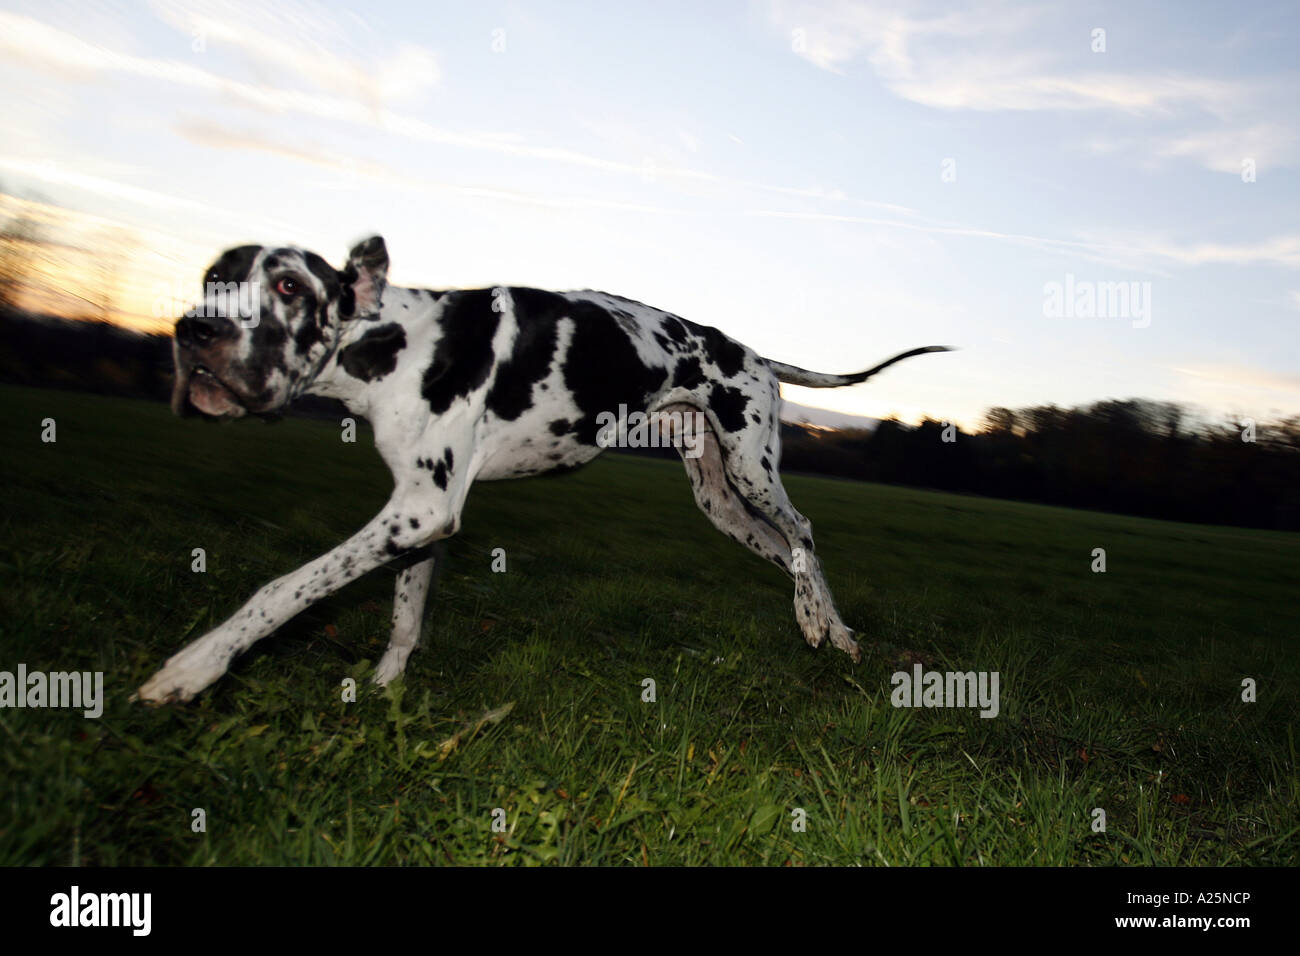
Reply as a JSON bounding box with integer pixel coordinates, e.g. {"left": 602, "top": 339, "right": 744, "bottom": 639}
{"left": 172, "top": 315, "right": 248, "bottom": 419}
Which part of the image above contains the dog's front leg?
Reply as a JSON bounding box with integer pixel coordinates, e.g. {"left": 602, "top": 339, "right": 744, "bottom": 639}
{"left": 373, "top": 543, "right": 441, "bottom": 686}
{"left": 135, "top": 494, "right": 453, "bottom": 704}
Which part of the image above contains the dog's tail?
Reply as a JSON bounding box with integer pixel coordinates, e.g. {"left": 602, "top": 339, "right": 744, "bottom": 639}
{"left": 765, "top": 345, "right": 953, "bottom": 388}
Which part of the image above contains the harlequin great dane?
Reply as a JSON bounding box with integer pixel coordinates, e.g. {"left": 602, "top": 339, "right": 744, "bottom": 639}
{"left": 135, "top": 236, "right": 950, "bottom": 704}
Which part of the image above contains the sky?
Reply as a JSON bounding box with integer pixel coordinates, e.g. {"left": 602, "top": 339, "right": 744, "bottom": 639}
{"left": 1, "top": 0, "right": 1298, "bottom": 429}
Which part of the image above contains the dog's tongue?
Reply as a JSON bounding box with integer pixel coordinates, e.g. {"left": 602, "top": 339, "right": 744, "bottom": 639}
{"left": 186, "top": 368, "right": 247, "bottom": 418}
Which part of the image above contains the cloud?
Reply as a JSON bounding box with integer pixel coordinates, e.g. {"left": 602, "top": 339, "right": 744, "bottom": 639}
{"left": 1151, "top": 123, "right": 1299, "bottom": 175}
{"left": 148, "top": 0, "right": 439, "bottom": 105}
{"left": 767, "top": 0, "right": 1298, "bottom": 171}
{"left": 0, "top": 11, "right": 919, "bottom": 219}
{"left": 0, "top": 154, "right": 301, "bottom": 241}
{"left": 773, "top": 0, "right": 1244, "bottom": 113}
{"left": 1166, "top": 362, "right": 1300, "bottom": 416}
{"left": 1099, "top": 233, "right": 1300, "bottom": 269}
{"left": 170, "top": 119, "right": 685, "bottom": 216}
{"left": 748, "top": 207, "right": 1300, "bottom": 271}
{"left": 2, "top": 155, "right": 237, "bottom": 216}
{"left": 889, "top": 69, "right": 1247, "bottom": 115}
{"left": 1171, "top": 363, "right": 1300, "bottom": 393}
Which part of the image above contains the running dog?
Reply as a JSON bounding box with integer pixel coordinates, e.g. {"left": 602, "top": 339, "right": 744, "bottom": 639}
{"left": 136, "top": 236, "right": 949, "bottom": 703}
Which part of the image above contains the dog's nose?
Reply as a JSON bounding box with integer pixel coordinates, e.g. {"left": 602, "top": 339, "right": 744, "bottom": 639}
{"left": 176, "top": 314, "right": 233, "bottom": 348}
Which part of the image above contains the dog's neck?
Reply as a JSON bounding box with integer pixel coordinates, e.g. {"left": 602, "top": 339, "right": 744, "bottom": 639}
{"left": 305, "top": 283, "right": 444, "bottom": 416}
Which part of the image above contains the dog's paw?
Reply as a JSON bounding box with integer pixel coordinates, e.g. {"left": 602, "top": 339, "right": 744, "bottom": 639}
{"left": 828, "top": 625, "right": 862, "bottom": 663}
{"left": 135, "top": 645, "right": 229, "bottom": 705}
{"left": 373, "top": 647, "right": 411, "bottom": 687}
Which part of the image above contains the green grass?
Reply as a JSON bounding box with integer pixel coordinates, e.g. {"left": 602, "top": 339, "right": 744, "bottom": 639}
{"left": 0, "top": 383, "right": 1296, "bottom": 865}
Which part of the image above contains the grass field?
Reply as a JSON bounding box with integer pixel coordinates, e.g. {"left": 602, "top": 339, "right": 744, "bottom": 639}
{"left": 1, "top": 383, "right": 1296, "bottom": 865}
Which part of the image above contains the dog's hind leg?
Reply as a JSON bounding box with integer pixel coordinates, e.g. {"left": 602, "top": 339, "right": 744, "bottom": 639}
{"left": 732, "top": 462, "right": 861, "bottom": 661}
{"left": 663, "top": 403, "right": 859, "bottom": 661}
{"left": 374, "top": 542, "right": 443, "bottom": 686}
{"left": 751, "top": 483, "right": 861, "bottom": 662}
{"left": 692, "top": 385, "right": 862, "bottom": 662}
{"left": 665, "top": 404, "right": 793, "bottom": 571}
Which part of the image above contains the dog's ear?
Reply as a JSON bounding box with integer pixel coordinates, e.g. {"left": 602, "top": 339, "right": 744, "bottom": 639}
{"left": 339, "top": 235, "right": 389, "bottom": 318}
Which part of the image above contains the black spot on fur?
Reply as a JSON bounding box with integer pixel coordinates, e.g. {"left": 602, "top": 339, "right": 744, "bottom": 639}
{"left": 562, "top": 301, "right": 667, "bottom": 444}
{"left": 242, "top": 311, "right": 290, "bottom": 404}
{"left": 432, "top": 461, "right": 448, "bottom": 489}
{"left": 203, "top": 245, "right": 261, "bottom": 285}
{"left": 409, "top": 517, "right": 420, "bottom": 529}
{"left": 660, "top": 314, "right": 689, "bottom": 344}
{"left": 485, "top": 288, "right": 565, "bottom": 420}
{"left": 710, "top": 383, "right": 750, "bottom": 432}
{"left": 691, "top": 322, "right": 745, "bottom": 378}
{"left": 549, "top": 418, "right": 571, "bottom": 436}
{"left": 293, "top": 316, "right": 323, "bottom": 356}
{"left": 443, "top": 447, "right": 454, "bottom": 471}
{"left": 339, "top": 323, "right": 406, "bottom": 381}
{"left": 422, "top": 290, "right": 500, "bottom": 414}
{"left": 304, "top": 252, "right": 340, "bottom": 303}
{"left": 672, "top": 356, "right": 704, "bottom": 390}
{"left": 337, "top": 265, "right": 357, "bottom": 317}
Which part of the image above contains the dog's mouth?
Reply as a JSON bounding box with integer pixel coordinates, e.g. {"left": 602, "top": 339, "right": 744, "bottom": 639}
{"left": 173, "top": 361, "right": 249, "bottom": 419}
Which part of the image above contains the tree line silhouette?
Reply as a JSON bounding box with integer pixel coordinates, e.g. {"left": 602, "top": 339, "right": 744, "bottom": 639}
{"left": 781, "top": 403, "right": 1300, "bottom": 530}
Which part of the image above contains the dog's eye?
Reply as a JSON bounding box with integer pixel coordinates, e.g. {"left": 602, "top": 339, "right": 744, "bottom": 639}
{"left": 276, "top": 277, "right": 299, "bottom": 297}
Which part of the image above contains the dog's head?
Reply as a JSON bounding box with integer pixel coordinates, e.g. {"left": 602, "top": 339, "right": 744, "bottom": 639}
{"left": 172, "top": 236, "right": 389, "bottom": 418}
